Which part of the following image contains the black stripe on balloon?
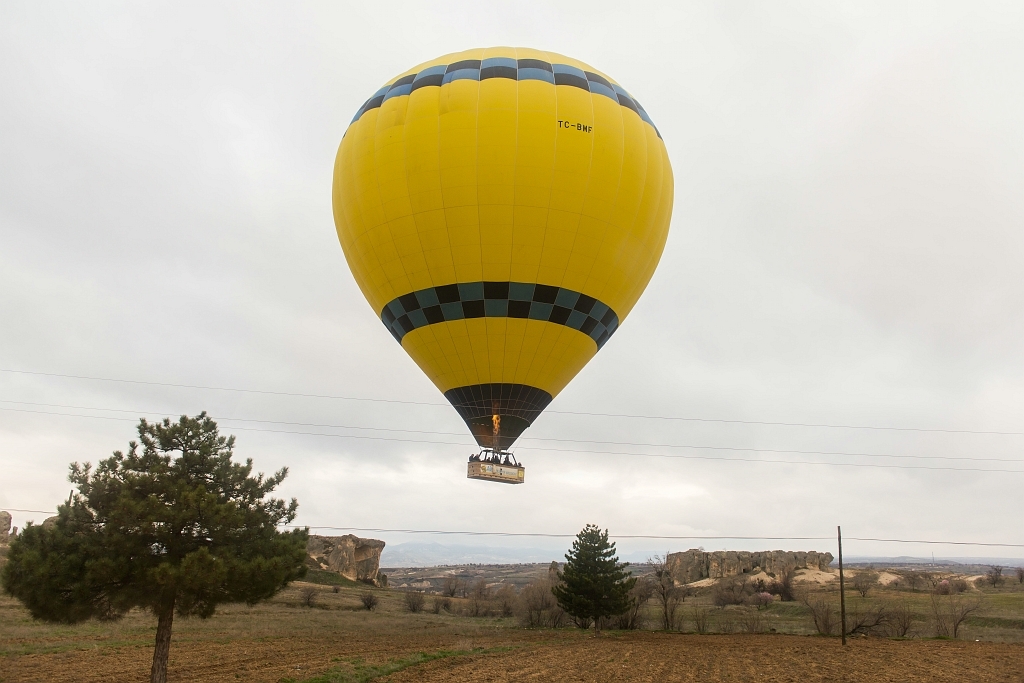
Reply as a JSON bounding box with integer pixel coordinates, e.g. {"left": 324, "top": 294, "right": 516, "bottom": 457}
{"left": 444, "top": 383, "right": 553, "bottom": 451}
{"left": 380, "top": 282, "right": 619, "bottom": 349}
{"left": 348, "top": 59, "right": 660, "bottom": 139}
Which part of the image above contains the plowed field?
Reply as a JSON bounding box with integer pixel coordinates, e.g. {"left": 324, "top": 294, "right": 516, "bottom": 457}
{"left": 3, "top": 584, "right": 1023, "bottom": 683}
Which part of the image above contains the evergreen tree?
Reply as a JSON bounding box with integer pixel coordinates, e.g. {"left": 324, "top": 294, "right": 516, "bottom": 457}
{"left": 1, "top": 414, "right": 308, "bottom": 683}
{"left": 552, "top": 524, "right": 636, "bottom": 633}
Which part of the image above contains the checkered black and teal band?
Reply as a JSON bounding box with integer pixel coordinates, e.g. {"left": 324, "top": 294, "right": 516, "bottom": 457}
{"left": 381, "top": 282, "right": 620, "bottom": 349}
{"left": 350, "top": 57, "right": 660, "bottom": 138}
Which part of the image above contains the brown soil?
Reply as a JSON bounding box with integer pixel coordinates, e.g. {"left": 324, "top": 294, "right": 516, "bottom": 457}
{"left": 4, "top": 628, "right": 1023, "bottom": 682}
{"left": 3, "top": 583, "right": 1024, "bottom": 682}
{"left": 391, "top": 633, "right": 1024, "bottom": 682}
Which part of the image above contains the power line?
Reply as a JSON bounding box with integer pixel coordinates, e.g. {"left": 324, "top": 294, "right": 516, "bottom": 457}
{"left": 4, "top": 513, "right": 1021, "bottom": 548}
{"left": 249, "top": 526, "right": 1024, "bottom": 548}
{"left": 4, "top": 367, "right": 1022, "bottom": 436}
{"left": 3, "top": 400, "right": 1021, "bottom": 465}
{"left": 2, "top": 405, "right": 1022, "bottom": 473}
{"left": 292, "top": 526, "right": 832, "bottom": 541}
{"left": 0, "top": 400, "right": 471, "bottom": 438}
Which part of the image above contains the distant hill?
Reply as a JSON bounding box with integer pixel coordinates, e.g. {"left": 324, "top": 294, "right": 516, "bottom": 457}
{"left": 380, "top": 542, "right": 563, "bottom": 567}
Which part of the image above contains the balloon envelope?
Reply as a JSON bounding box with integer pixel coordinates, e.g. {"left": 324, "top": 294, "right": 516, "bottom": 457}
{"left": 333, "top": 47, "right": 673, "bottom": 451}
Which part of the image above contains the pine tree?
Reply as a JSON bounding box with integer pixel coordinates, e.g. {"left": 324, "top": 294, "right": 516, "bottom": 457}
{"left": 552, "top": 524, "right": 636, "bottom": 633}
{"left": 1, "top": 413, "right": 308, "bottom": 683}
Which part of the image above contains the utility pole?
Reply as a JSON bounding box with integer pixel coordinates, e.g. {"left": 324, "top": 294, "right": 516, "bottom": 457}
{"left": 838, "top": 525, "right": 847, "bottom": 646}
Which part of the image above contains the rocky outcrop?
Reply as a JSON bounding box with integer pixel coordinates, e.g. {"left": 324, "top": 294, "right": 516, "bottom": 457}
{"left": 307, "top": 534, "right": 385, "bottom": 585}
{"left": 0, "top": 511, "right": 11, "bottom": 543}
{"left": 666, "top": 549, "right": 834, "bottom": 584}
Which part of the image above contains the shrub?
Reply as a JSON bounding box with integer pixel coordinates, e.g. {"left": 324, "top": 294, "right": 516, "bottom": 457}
{"left": 404, "top": 591, "right": 425, "bottom": 613}
{"left": 690, "top": 606, "right": 711, "bottom": 634}
{"left": 767, "top": 569, "right": 796, "bottom": 602}
{"left": 431, "top": 596, "right": 451, "bottom": 614}
{"left": 615, "top": 576, "right": 653, "bottom": 630}
{"left": 712, "top": 578, "right": 751, "bottom": 607}
{"left": 332, "top": 585, "right": 340, "bottom": 594}
{"left": 547, "top": 604, "right": 567, "bottom": 628}
{"left": 741, "top": 607, "right": 765, "bottom": 633}
{"left": 360, "top": 592, "right": 379, "bottom": 611}
{"left": 516, "top": 580, "right": 566, "bottom": 628}
{"left": 935, "top": 579, "right": 967, "bottom": 595}
{"left": 300, "top": 587, "right": 319, "bottom": 608}
{"left": 1016, "top": 567, "right": 1024, "bottom": 584}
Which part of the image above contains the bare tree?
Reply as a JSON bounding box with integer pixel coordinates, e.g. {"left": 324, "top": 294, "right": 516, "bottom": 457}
{"left": 649, "top": 554, "right": 687, "bottom": 630}
{"left": 852, "top": 571, "right": 878, "bottom": 598}
{"left": 901, "top": 570, "right": 924, "bottom": 593}
{"left": 468, "top": 579, "right": 491, "bottom": 617}
{"left": 300, "top": 587, "right": 319, "bottom": 608}
{"left": 494, "top": 584, "right": 517, "bottom": 618}
{"left": 885, "top": 599, "right": 914, "bottom": 638}
{"left": 616, "top": 575, "right": 654, "bottom": 630}
{"left": 804, "top": 595, "right": 838, "bottom": 636}
{"left": 985, "top": 566, "right": 1004, "bottom": 587}
{"left": 516, "top": 580, "right": 555, "bottom": 627}
{"left": 404, "top": 591, "right": 425, "bottom": 613}
{"left": 931, "top": 594, "right": 981, "bottom": 638}
{"left": 442, "top": 576, "right": 461, "bottom": 598}
{"left": 360, "top": 592, "right": 379, "bottom": 611}
{"left": 844, "top": 604, "right": 889, "bottom": 636}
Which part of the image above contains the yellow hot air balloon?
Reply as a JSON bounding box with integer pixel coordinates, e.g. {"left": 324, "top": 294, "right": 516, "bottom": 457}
{"left": 332, "top": 47, "right": 673, "bottom": 483}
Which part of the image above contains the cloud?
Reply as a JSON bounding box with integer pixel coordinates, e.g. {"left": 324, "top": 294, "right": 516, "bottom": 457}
{"left": 1, "top": 0, "right": 1022, "bottom": 561}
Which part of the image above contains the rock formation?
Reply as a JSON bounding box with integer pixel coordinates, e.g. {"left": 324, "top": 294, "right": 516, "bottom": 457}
{"left": 666, "top": 549, "right": 834, "bottom": 584}
{"left": 307, "top": 534, "right": 385, "bottom": 585}
{"left": 0, "top": 511, "right": 11, "bottom": 543}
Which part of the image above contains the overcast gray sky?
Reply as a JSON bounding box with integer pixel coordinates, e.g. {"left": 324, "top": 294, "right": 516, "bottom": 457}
{"left": 1, "top": 1, "right": 1022, "bottom": 563}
